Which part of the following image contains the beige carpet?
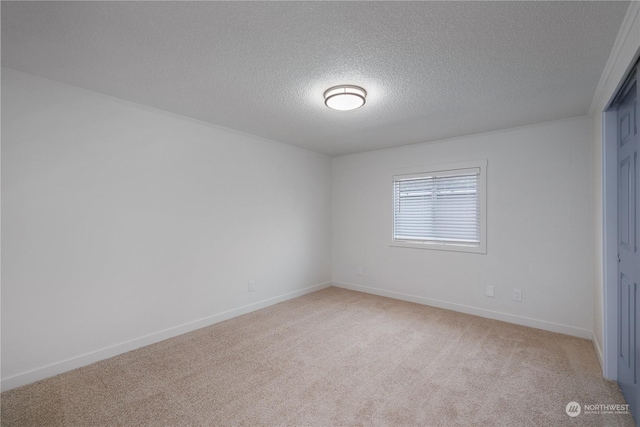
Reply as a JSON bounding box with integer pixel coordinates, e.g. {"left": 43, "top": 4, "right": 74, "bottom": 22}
{"left": 1, "top": 287, "right": 635, "bottom": 426}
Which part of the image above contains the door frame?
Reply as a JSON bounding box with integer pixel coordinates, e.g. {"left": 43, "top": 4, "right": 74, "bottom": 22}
{"left": 603, "top": 104, "right": 618, "bottom": 380}
{"left": 603, "top": 57, "right": 640, "bottom": 380}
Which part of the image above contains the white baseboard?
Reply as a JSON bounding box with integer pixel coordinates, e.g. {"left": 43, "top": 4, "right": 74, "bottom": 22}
{"left": 1, "top": 281, "right": 332, "bottom": 392}
{"left": 333, "top": 281, "right": 593, "bottom": 340}
{"left": 592, "top": 333, "right": 605, "bottom": 373}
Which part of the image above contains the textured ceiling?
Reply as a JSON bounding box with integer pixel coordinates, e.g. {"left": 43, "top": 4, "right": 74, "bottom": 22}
{"left": 1, "top": 1, "right": 630, "bottom": 156}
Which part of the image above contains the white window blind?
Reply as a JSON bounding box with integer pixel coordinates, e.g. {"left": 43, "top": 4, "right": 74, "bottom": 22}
{"left": 393, "top": 168, "right": 480, "bottom": 245}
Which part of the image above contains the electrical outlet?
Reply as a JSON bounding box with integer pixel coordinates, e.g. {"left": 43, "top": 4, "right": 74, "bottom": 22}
{"left": 248, "top": 281, "right": 255, "bottom": 292}
{"left": 486, "top": 285, "right": 494, "bottom": 297}
{"left": 357, "top": 267, "right": 363, "bottom": 276}
{"left": 513, "top": 289, "right": 522, "bottom": 302}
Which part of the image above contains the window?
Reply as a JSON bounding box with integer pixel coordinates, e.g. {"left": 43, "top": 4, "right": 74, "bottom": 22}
{"left": 391, "top": 160, "right": 487, "bottom": 253}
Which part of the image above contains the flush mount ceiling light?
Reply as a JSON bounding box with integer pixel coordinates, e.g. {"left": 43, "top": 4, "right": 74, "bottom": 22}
{"left": 324, "top": 85, "right": 367, "bottom": 111}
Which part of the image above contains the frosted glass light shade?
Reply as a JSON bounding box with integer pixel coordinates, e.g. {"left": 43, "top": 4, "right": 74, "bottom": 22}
{"left": 324, "top": 85, "right": 366, "bottom": 111}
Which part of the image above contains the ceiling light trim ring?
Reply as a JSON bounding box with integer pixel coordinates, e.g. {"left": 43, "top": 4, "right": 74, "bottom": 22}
{"left": 324, "top": 85, "right": 367, "bottom": 111}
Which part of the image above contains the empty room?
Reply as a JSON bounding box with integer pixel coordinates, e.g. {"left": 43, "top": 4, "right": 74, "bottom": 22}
{"left": 2, "top": 1, "right": 640, "bottom": 426}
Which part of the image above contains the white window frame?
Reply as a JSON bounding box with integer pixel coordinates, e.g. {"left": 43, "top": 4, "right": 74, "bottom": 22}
{"left": 390, "top": 160, "right": 487, "bottom": 254}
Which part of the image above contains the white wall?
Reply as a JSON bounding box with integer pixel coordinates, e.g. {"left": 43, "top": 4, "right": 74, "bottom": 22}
{"left": 332, "top": 116, "right": 594, "bottom": 338}
{"left": 590, "top": 2, "right": 640, "bottom": 378}
{"left": 1, "top": 68, "right": 332, "bottom": 390}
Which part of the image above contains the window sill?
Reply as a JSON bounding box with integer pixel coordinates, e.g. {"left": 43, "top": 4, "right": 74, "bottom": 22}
{"left": 389, "top": 240, "right": 486, "bottom": 254}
